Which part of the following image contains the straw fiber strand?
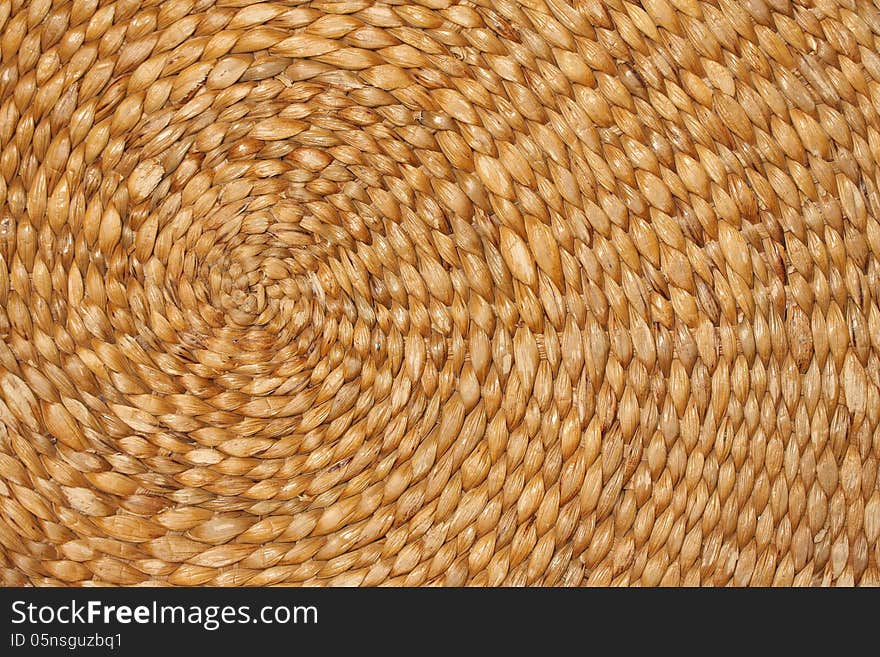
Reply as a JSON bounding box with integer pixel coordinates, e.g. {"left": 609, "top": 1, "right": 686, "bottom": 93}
{"left": 1, "top": 0, "right": 880, "bottom": 587}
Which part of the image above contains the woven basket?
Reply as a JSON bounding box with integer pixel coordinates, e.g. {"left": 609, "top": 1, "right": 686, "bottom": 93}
{"left": 1, "top": 0, "right": 879, "bottom": 587}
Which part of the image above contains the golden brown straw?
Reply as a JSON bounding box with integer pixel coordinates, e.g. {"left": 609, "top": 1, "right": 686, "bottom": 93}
{"left": 1, "top": 0, "right": 879, "bottom": 587}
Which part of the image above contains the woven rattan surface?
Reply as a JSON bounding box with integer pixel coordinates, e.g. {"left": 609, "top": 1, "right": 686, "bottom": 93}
{"left": 1, "top": 0, "right": 880, "bottom": 586}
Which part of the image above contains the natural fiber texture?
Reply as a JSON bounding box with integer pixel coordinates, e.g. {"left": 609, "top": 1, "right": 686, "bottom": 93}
{"left": 1, "top": 0, "right": 880, "bottom": 587}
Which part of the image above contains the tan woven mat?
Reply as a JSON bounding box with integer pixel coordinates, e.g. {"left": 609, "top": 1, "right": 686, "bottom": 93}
{"left": 1, "top": 0, "right": 880, "bottom": 586}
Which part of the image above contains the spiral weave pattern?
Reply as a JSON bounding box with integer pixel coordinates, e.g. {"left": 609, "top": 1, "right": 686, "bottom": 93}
{"left": 2, "top": 0, "right": 880, "bottom": 586}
